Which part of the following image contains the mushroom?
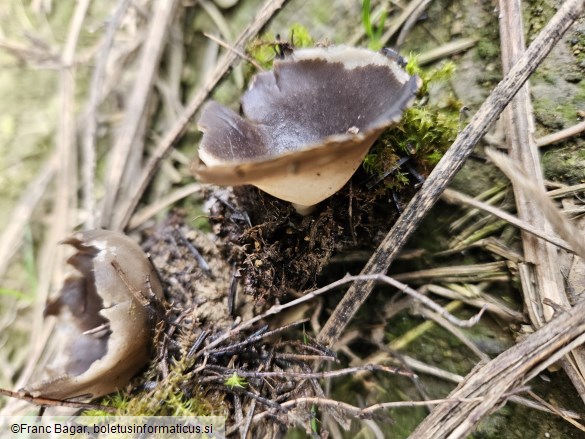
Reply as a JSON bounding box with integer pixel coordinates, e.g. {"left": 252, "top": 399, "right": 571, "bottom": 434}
{"left": 23, "top": 230, "right": 163, "bottom": 400}
{"left": 192, "top": 45, "right": 420, "bottom": 214}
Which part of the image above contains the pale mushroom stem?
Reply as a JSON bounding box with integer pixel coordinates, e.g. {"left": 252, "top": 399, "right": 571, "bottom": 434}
{"left": 292, "top": 203, "right": 316, "bottom": 215}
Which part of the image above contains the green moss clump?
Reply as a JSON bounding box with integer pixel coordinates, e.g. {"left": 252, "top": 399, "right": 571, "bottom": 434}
{"left": 246, "top": 23, "right": 314, "bottom": 70}
{"left": 86, "top": 359, "right": 227, "bottom": 417}
{"left": 363, "top": 59, "right": 461, "bottom": 190}
{"left": 476, "top": 39, "right": 500, "bottom": 60}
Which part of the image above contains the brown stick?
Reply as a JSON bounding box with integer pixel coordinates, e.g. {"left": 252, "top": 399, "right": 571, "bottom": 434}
{"left": 536, "top": 119, "right": 585, "bottom": 147}
{"left": 317, "top": 0, "right": 585, "bottom": 348}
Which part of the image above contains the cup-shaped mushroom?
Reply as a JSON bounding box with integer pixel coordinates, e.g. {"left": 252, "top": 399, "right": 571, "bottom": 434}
{"left": 23, "top": 230, "right": 163, "bottom": 400}
{"left": 193, "top": 45, "right": 420, "bottom": 213}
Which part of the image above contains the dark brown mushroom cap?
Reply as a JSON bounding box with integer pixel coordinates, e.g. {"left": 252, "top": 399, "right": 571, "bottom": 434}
{"left": 193, "top": 46, "right": 420, "bottom": 207}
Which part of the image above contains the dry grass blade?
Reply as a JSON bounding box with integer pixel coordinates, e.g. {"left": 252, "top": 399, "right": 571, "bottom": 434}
{"left": 449, "top": 184, "right": 507, "bottom": 232}
{"left": 4, "top": 1, "right": 90, "bottom": 408}
{"left": 417, "top": 38, "right": 477, "bottom": 65}
{"left": 548, "top": 182, "right": 585, "bottom": 198}
{"left": 205, "top": 364, "right": 412, "bottom": 380}
{"left": 81, "top": 0, "right": 133, "bottom": 229}
{"left": 0, "top": 155, "right": 56, "bottom": 280}
{"left": 536, "top": 119, "right": 585, "bottom": 147}
{"left": 102, "top": 0, "right": 179, "bottom": 229}
{"left": 410, "top": 297, "right": 585, "bottom": 439}
{"left": 497, "top": 0, "right": 570, "bottom": 326}
{"left": 426, "top": 284, "right": 524, "bottom": 321}
{"left": 317, "top": 0, "right": 585, "bottom": 348}
{"left": 128, "top": 183, "right": 204, "bottom": 229}
{"left": 442, "top": 187, "right": 574, "bottom": 252}
{"left": 115, "top": 0, "right": 290, "bottom": 230}
{"left": 497, "top": 0, "right": 585, "bottom": 406}
{"left": 0, "top": 388, "right": 115, "bottom": 413}
{"left": 381, "top": 0, "right": 431, "bottom": 46}
{"left": 486, "top": 148, "right": 585, "bottom": 260}
{"left": 393, "top": 262, "right": 509, "bottom": 284}
{"left": 251, "top": 396, "right": 483, "bottom": 424}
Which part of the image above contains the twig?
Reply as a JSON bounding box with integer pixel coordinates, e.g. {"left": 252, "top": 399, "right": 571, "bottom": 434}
{"left": 416, "top": 307, "right": 490, "bottom": 362}
{"left": 426, "top": 284, "right": 524, "bottom": 321}
{"left": 110, "top": 260, "right": 150, "bottom": 307}
{"left": 392, "top": 261, "right": 509, "bottom": 284}
{"left": 381, "top": 0, "right": 430, "bottom": 46}
{"left": 252, "top": 396, "right": 482, "bottom": 423}
{"left": 396, "top": 0, "right": 431, "bottom": 47}
{"left": 536, "top": 119, "right": 585, "bottom": 147}
{"left": 0, "top": 387, "right": 116, "bottom": 413}
{"left": 497, "top": 0, "right": 570, "bottom": 326}
{"left": 486, "top": 149, "right": 585, "bottom": 260}
{"left": 82, "top": 0, "right": 132, "bottom": 229}
{"left": 206, "top": 320, "right": 308, "bottom": 355}
{"left": 316, "top": 0, "right": 585, "bottom": 348}
{"left": 197, "top": 274, "right": 484, "bottom": 358}
{"left": 128, "top": 183, "right": 204, "bottom": 229}
{"left": 102, "top": 0, "right": 179, "bottom": 229}
{"left": 547, "top": 182, "right": 585, "bottom": 198}
{"left": 116, "top": 0, "right": 289, "bottom": 230}
{"left": 202, "top": 32, "right": 264, "bottom": 71}
{"left": 417, "top": 38, "right": 477, "bottom": 65}
{"left": 361, "top": 353, "right": 582, "bottom": 421}
{"left": 207, "top": 364, "right": 413, "bottom": 380}
{"left": 526, "top": 390, "right": 585, "bottom": 432}
{"left": 410, "top": 297, "right": 585, "bottom": 439}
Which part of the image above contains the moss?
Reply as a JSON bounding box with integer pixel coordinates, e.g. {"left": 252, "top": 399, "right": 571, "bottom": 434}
{"left": 533, "top": 97, "right": 579, "bottom": 129}
{"left": 363, "top": 60, "right": 461, "bottom": 191}
{"left": 476, "top": 39, "right": 500, "bottom": 60}
{"left": 87, "top": 359, "right": 227, "bottom": 417}
{"left": 542, "top": 145, "right": 585, "bottom": 183}
{"left": 246, "top": 23, "right": 314, "bottom": 70}
{"left": 525, "top": 0, "right": 556, "bottom": 40}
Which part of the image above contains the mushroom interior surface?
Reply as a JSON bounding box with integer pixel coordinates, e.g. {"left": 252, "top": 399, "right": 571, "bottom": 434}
{"left": 194, "top": 45, "right": 420, "bottom": 208}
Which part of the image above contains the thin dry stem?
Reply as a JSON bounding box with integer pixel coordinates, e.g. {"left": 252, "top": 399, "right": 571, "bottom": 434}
{"left": 486, "top": 149, "right": 585, "bottom": 260}
{"left": 536, "top": 119, "right": 585, "bottom": 147}
{"left": 197, "top": 274, "right": 484, "bottom": 359}
{"left": 115, "top": 0, "right": 290, "bottom": 230}
{"left": 0, "top": 387, "right": 116, "bottom": 413}
{"left": 81, "top": 0, "right": 132, "bottom": 229}
{"left": 0, "top": 155, "right": 56, "bottom": 280}
{"left": 410, "top": 296, "right": 585, "bottom": 439}
{"left": 102, "top": 0, "right": 179, "bottom": 230}
{"left": 442, "top": 187, "right": 574, "bottom": 253}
